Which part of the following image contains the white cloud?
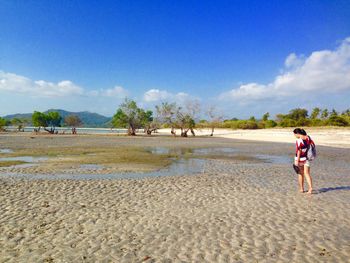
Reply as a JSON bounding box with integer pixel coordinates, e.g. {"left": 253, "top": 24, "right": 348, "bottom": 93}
{"left": 0, "top": 71, "right": 84, "bottom": 97}
{"left": 143, "top": 89, "right": 190, "bottom": 102}
{"left": 0, "top": 71, "right": 130, "bottom": 100}
{"left": 220, "top": 83, "right": 270, "bottom": 101}
{"left": 101, "top": 86, "right": 128, "bottom": 98}
{"left": 220, "top": 37, "right": 350, "bottom": 103}
{"left": 144, "top": 89, "right": 171, "bottom": 102}
{"left": 284, "top": 53, "right": 304, "bottom": 68}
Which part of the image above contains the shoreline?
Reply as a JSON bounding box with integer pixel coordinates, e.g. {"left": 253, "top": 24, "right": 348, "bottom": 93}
{"left": 2, "top": 126, "right": 350, "bottom": 148}
{"left": 159, "top": 127, "right": 350, "bottom": 148}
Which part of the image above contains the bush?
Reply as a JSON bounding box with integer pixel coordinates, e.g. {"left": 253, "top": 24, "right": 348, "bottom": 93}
{"left": 296, "top": 118, "right": 310, "bottom": 126}
{"left": 236, "top": 120, "right": 259, "bottom": 129}
{"left": 222, "top": 120, "right": 237, "bottom": 129}
{"left": 222, "top": 120, "right": 259, "bottom": 129}
{"left": 279, "top": 119, "right": 296, "bottom": 127}
{"left": 262, "top": 120, "right": 277, "bottom": 128}
{"left": 326, "top": 116, "right": 349, "bottom": 126}
{"left": 309, "top": 118, "right": 324, "bottom": 127}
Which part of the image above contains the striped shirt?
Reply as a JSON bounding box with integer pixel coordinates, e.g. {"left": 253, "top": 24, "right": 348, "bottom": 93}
{"left": 295, "top": 138, "right": 308, "bottom": 162}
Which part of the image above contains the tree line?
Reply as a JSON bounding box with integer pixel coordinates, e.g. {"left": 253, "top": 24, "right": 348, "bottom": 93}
{"left": 111, "top": 99, "right": 200, "bottom": 136}
{"left": 0, "top": 102, "right": 349, "bottom": 135}
{"left": 0, "top": 112, "right": 83, "bottom": 134}
{"left": 217, "top": 108, "right": 350, "bottom": 129}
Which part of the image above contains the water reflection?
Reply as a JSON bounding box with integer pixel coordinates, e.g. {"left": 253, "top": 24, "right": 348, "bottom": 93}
{"left": 0, "top": 146, "right": 291, "bottom": 180}
{"left": 0, "top": 156, "right": 48, "bottom": 162}
{"left": 2, "top": 158, "right": 205, "bottom": 180}
{"left": 149, "top": 147, "right": 290, "bottom": 164}
{"left": 0, "top": 149, "right": 14, "bottom": 154}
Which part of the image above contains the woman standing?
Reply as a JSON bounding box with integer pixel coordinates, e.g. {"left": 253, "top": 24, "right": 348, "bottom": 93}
{"left": 293, "top": 128, "right": 313, "bottom": 194}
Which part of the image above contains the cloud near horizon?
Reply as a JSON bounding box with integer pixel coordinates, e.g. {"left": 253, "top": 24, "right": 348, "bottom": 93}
{"left": 0, "top": 71, "right": 129, "bottom": 99}
{"left": 219, "top": 37, "right": 350, "bottom": 103}
{"left": 0, "top": 71, "right": 84, "bottom": 98}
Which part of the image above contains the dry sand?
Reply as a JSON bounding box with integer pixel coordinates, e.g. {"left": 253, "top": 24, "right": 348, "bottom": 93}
{"left": 0, "top": 134, "right": 350, "bottom": 262}
{"left": 158, "top": 128, "right": 350, "bottom": 148}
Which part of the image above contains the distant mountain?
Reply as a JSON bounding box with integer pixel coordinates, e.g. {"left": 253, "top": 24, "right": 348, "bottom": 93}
{"left": 3, "top": 109, "right": 112, "bottom": 128}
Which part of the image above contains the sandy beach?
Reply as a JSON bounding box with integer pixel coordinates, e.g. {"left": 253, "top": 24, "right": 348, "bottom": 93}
{"left": 159, "top": 127, "right": 350, "bottom": 149}
{"left": 0, "top": 133, "right": 350, "bottom": 262}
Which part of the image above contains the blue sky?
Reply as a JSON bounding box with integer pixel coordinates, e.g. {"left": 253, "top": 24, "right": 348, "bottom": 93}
{"left": 1, "top": 0, "right": 350, "bottom": 118}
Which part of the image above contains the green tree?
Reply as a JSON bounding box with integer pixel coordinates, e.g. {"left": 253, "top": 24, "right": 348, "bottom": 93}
{"left": 342, "top": 109, "right": 350, "bottom": 117}
{"left": 260, "top": 112, "right": 277, "bottom": 128}
{"left": 330, "top": 109, "right": 338, "bottom": 117}
{"left": 32, "top": 111, "right": 48, "bottom": 131}
{"left": 0, "top": 117, "right": 7, "bottom": 131}
{"left": 47, "top": 111, "right": 62, "bottom": 128}
{"left": 321, "top": 109, "right": 329, "bottom": 119}
{"left": 310, "top": 107, "right": 321, "bottom": 119}
{"left": 112, "top": 98, "right": 146, "bottom": 135}
{"left": 11, "top": 118, "right": 24, "bottom": 131}
{"left": 288, "top": 108, "right": 308, "bottom": 120}
{"left": 262, "top": 112, "right": 270, "bottom": 121}
{"left": 249, "top": 116, "right": 256, "bottom": 122}
{"left": 32, "top": 111, "right": 61, "bottom": 133}
{"left": 275, "top": 109, "right": 308, "bottom": 127}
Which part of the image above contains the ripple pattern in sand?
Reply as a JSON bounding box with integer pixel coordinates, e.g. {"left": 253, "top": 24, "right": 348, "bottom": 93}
{"left": 1, "top": 158, "right": 350, "bottom": 262}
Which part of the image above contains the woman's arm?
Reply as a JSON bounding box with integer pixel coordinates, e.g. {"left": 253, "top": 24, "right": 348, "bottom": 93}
{"left": 295, "top": 149, "right": 301, "bottom": 165}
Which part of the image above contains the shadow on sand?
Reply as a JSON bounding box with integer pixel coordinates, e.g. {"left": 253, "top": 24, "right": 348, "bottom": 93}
{"left": 317, "top": 186, "right": 350, "bottom": 194}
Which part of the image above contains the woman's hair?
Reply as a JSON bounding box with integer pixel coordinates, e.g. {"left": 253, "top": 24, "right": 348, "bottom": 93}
{"left": 293, "top": 128, "right": 307, "bottom": 135}
{"left": 293, "top": 128, "right": 302, "bottom": 134}
{"left": 300, "top": 129, "right": 307, "bottom": 135}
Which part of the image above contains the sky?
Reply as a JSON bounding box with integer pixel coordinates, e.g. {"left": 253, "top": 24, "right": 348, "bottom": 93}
{"left": 1, "top": 0, "right": 350, "bottom": 118}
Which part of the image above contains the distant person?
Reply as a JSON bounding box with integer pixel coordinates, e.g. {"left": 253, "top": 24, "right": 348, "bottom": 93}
{"left": 293, "top": 128, "right": 314, "bottom": 194}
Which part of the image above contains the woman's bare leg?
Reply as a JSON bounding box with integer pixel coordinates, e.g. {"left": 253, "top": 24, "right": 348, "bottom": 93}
{"left": 298, "top": 169, "right": 305, "bottom": 193}
{"left": 304, "top": 165, "right": 313, "bottom": 194}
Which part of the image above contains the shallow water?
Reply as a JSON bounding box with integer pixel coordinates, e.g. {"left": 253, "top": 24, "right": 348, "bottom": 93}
{"left": 0, "top": 147, "right": 291, "bottom": 180}
{"left": 0, "top": 149, "right": 13, "bottom": 154}
{"left": 79, "top": 164, "right": 104, "bottom": 170}
{"left": 4, "top": 126, "right": 140, "bottom": 134}
{"left": 149, "top": 147, "right": 291, "bottom": 164}
{"left": 1, "top": 158, "right": 205, "bottom": 180}
{"left": 8, "top": 163, "right": 38, "bottom": 169}
{"left": 0, "top": 156, "right": 48, "bottom": 162}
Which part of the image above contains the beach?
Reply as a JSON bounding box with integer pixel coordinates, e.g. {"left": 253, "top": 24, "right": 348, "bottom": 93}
{"left": 158, "top": 127, "right": 350, "bottom": 149}
{"left": 1, "top": 133, "right": 350, "bottom": 262}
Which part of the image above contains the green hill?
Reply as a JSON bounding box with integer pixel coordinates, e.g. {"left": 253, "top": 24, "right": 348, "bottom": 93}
{"left": 3, "top": 109, "right": 112, "bottom": 128}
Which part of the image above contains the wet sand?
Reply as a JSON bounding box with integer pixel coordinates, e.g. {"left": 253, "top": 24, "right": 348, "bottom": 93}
{"left": 0, "top": 134, "right": 350, "bottom": 262}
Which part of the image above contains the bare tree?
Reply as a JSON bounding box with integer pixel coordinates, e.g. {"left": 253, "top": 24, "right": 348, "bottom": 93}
{"left": 64, "top": 115, "right": 83, "bottom": 134}
{"left": 141, "top": 110, "right": 159, "bottom": 135}
{"left": 184, "top": 100, "right": 200, "bottom": 136}
{"left": 175, "top": 100, "right": 200, "bottom": 137}
{"left": 155, "top": 102, "right": 178, "bottom": 136}
{"left": 207, "top": 105, "right": 224, "bottom": 136}
{"left": 155, "top": 100, "right": 201, "bottom": 137}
